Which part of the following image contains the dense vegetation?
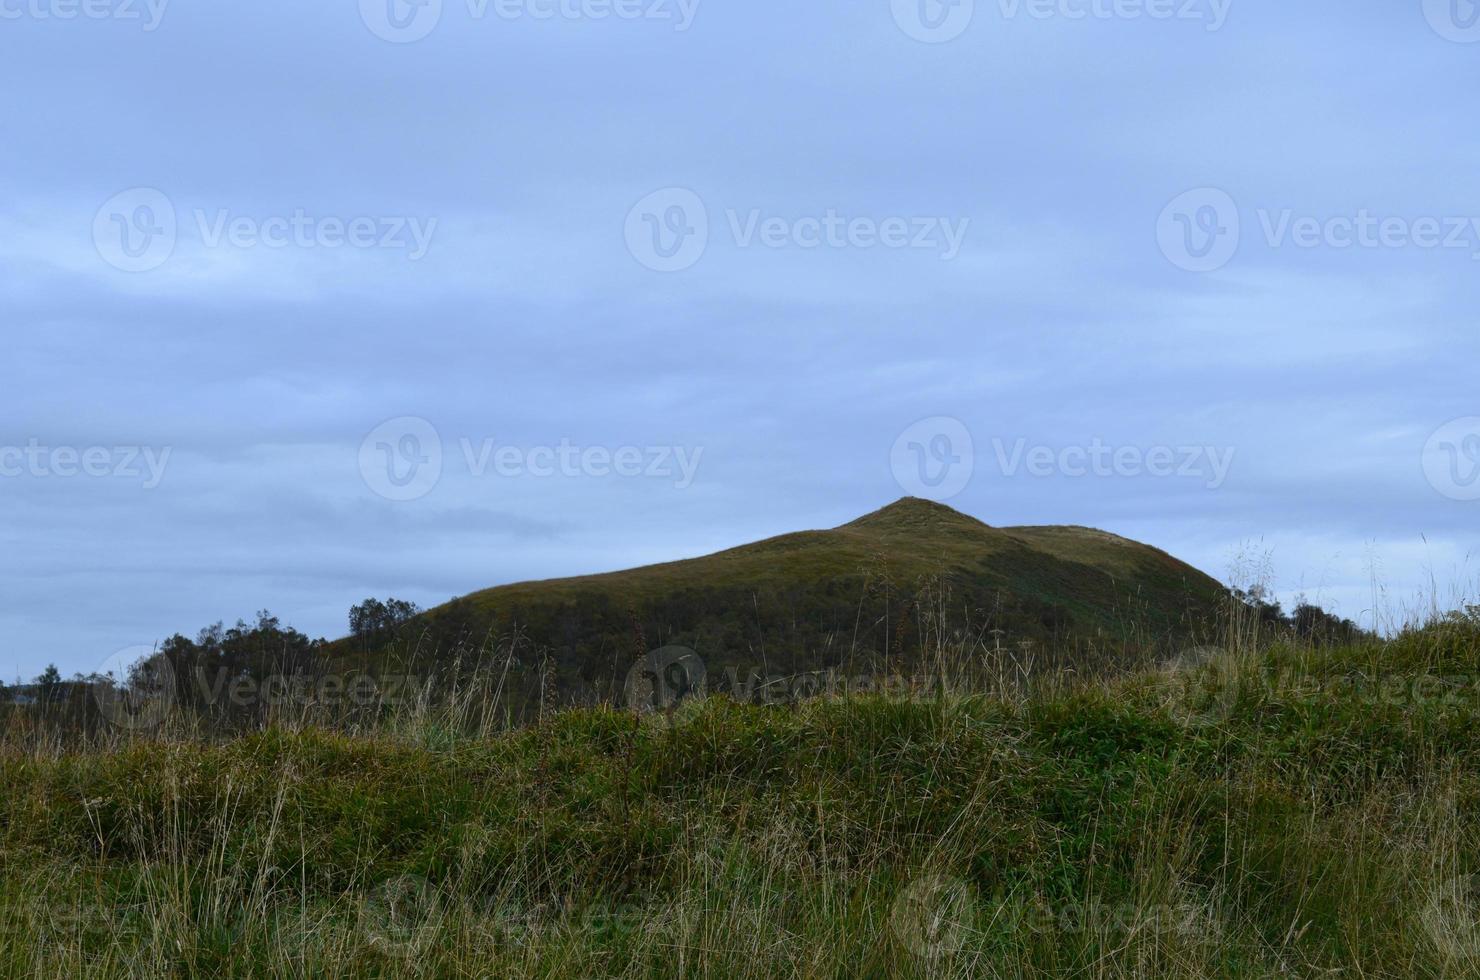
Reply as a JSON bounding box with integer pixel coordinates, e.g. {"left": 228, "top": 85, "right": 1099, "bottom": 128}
{"left": 2, "top": 602, "right": 1476, "bottom": 977}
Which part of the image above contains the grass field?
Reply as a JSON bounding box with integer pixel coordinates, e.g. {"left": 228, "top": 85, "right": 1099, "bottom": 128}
{"left": 4, "top": 605, "right": 1480, "bottom": 977}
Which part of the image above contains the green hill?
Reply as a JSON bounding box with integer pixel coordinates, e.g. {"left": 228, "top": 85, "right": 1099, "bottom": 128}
{"left": 340, "top": 498, "right": 1227, "bottom": 703}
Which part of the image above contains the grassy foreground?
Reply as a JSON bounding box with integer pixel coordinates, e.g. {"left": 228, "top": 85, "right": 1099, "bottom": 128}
{"left": 5, "top": 614, "right": 1480, "bottom": 977}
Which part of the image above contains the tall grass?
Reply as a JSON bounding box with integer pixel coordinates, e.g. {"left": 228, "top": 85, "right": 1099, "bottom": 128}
{"left": 3, "top": 600, "right": 1480, "bottom": 977}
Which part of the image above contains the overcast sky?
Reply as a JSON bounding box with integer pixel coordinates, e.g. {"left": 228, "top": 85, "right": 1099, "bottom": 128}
{"left": 3, "top": 0, "right": 1477, "bottom": 680}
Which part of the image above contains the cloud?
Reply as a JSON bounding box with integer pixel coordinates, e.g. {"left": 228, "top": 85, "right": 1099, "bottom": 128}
{"left": 1, "top": 0, "right": 1476, "bottom": 676}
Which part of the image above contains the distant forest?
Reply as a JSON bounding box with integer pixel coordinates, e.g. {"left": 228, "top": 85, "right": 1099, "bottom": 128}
{"left": 7, "top": 584, "right": 1365, "bottom": 735}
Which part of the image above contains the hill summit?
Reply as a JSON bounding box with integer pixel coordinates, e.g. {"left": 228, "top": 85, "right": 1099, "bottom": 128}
{"left": 843, "top": 496, "right": 994, "bottom": 531}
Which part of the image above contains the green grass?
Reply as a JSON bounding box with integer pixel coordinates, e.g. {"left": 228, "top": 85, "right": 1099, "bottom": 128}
{"left": 5, "top": 613, "right": 1480, "bottom": 977}
{"left": 451, "top": 497, "right": 1224, "bottom": 626}
{"left": 329, "top": 499, "right": 1228, "bottom": 706}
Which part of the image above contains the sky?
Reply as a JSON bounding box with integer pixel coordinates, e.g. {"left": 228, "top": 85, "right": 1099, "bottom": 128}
{"left": 2, "top": 0, "right": 1478, "bottom": 680}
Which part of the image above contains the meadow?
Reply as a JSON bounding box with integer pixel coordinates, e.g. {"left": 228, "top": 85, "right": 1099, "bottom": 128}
{"left": 4, "top": 603, "right": 1480, "bottom": 978}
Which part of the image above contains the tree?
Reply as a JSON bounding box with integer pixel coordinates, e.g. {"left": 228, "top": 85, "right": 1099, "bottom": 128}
{"left": 349, "top": 598, "right": 388, "bottom": 637}
{"left": 349, "top": 598, "right": 422, "bottom": 639}
{"left": 1293, "top": 602, "right": 1362, "bottom": 646}
{"left": 36, "top": 664, "right": 61, "bottom": 702}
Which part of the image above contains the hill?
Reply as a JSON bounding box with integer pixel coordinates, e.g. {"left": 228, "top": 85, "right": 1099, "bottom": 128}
{"left": 337, "top": 498, "right": 1228, "bottom": 705}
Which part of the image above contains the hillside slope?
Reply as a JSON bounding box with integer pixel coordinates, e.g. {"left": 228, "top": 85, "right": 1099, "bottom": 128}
{"left": 342, "top": 499, "right": 1226, "bottom": 701}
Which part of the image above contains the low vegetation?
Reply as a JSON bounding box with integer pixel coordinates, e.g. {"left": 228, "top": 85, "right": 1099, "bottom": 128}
{"left": 2, "top": 602, "right": 1479, "bottom": 977}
